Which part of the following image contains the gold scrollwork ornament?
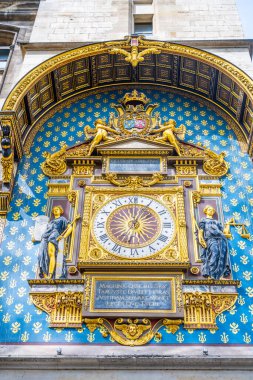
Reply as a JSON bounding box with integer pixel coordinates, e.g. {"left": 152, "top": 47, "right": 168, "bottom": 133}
{"left": 41, "top": 145, "right": 67, "bottom": 176}
{"left": 68, "top": 191, "right": 77, "bottom": 207}
{"left": 88, "top": 247, "right": 103, "bottom": 261}
{"left": 203, "top": 150, "right": 229, "bottom": 177}
{"left": 1, "top": 153, "right": 13, "bottom": 183}
{"left": 109, "top": 45, "right": 161, "bottom": 68}
{"left": 105, "top": 172, "right": 163, "bottom": 189}
{"left": 192, "top": 191, "right": 202, "bottom": 207}
{"left": 84, "top": 318, "right": 182, "bottom": 346}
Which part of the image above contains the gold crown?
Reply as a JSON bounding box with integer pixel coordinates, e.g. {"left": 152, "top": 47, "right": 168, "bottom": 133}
{"left": 121, "top": 90, "right": 150, "bottom": 106}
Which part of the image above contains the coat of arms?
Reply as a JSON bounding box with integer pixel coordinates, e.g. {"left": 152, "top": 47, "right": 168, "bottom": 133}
{"left": 110, "top": 89, "right": 158, "bottom": 136}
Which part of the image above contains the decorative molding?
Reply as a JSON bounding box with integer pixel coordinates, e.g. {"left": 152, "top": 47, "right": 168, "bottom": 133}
{"left": 0, "top": 192, "right": 11, "bottom": 215}
{"left": 105, "top": 172, "right": 164, "bottom": 189}
{"left": 1, "top": 153, "right": 13, "bottom": 183}
{"left": 84, "top": 317, "right": 182, "bottom": 346}
{"left": 184, "top": 292, "right": 238, "bottom": 330}
{"left": 47, "top": 183, "right": 70, "bottom": 196}
{"left": 30, "top": 291, "right": 83, "bottom": 328}
{"left": 174, "top": 160, "right": 197, "bottom": 176}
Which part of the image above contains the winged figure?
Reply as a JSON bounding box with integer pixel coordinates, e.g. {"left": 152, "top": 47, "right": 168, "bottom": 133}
{"left": 109, "top": 46, "right": 161, "bottom": 68}
{"left": 115, "top": 322, "right": 150, "bottom": 340}
{"left": 151, "top": 119, "right": 186, "bottom": 155}
{"left": 84, "top": 119, "right": 120, "bottom": 156}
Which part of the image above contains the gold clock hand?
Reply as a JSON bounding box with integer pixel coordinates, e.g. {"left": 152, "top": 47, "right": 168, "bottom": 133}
{"left": 134, "top": 203, "right": 152, "bottom": 224}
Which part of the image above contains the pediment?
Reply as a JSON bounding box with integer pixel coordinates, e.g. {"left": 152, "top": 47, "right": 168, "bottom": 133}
{"left": 65, "top": 137, "right": 206, "bottom": 159}
{"left": 97, "top": 137, "right": 174, "bottom": 155}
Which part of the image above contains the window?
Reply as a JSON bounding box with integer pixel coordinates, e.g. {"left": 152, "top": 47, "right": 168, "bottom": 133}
{"left": 132, "top": 0, "right": 154, "bottom": 36}
{"left": 0, "top": 49, "right": 10, "bottom": 72}
{"left": 134, "top": 21, "right": 153, "bottom": 35}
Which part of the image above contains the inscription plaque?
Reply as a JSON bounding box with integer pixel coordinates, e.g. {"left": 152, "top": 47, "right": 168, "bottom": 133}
{"left": 109, "top": 158, "right": 161, "bottom": 173}
{"left": 91, "top": 278, "right": 174, "bottom": 313}
{"left": 83, "top": 274, "right": 183, "bottom": 318}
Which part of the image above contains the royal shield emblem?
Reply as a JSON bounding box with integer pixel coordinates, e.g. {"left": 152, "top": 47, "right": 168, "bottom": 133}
{"left": 124, "top": 117, "right": 147, "bottom": 131}
{"left": 111, "top": 90, "right": 159, "bottom": 136}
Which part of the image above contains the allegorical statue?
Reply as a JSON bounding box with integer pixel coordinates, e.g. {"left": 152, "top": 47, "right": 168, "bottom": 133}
{"left": 151, "top": 119, "right": 186, "bottom": 155}
{"left": 198, "top": 205, "right": 231, "bottom": 280}
{"left": 37, "top": 205, "right": 73, "bottom": 279}
{"left": 84, "top": 119, "right": 120, "bottom": 156}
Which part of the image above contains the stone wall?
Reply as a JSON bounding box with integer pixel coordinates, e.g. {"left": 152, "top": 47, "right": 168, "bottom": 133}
{"left": 155, "top": 0, "right": 244, "bottom": 40}
{"left": 1, "top": 345, "right": 253, "bottom": 380}
{"left": 30, "top": 0, "right": 130, "bottom": 43}
{"left": 29, "top": 0, "right": 244, "bottom": 43}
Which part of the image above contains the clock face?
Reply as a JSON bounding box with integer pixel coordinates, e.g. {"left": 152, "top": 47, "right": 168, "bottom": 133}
{"left": 92, "top": 195, "right": 175, "bottom": 259}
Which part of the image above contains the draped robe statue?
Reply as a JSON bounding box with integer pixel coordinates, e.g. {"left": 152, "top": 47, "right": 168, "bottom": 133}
{"left": 198, "top": 205, "right": 231, "bottom": 280}
{"left": 38, "top": 206, "right": 72, "bottom": 279}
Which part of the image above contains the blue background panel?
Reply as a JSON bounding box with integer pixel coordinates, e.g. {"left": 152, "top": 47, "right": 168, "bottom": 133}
{"left": 0, "top": 89, "right": 252, "bottom": 345}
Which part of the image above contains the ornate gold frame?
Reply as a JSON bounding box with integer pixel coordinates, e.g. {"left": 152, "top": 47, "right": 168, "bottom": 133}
{"left": 103, "top": 156, "right": 167, "bottom": 174}
{"left": 78, "top": 186, "right": 189, "bottom": 268}
{"left": 88, "top": 275, "right": 176, "bottom": 314}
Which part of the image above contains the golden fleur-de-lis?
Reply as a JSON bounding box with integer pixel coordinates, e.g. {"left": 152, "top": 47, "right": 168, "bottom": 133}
{"left": 109, "top": 46, "right": 161, "bottom": 67}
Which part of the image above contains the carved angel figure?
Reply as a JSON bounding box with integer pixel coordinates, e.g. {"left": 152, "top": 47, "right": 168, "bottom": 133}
{"left": 84, "top": 119, "right": 120, "bottom": 156}
{"left": 41, "top": 145, "right": 67, "bottom": 176}
{"left": 151, "top": 119, "right": 186, "bottom": 155}
{"left": 109, "top": 46, "right": 161, "bottom": 68}
{"left": 114, "top": 322, "right": 150, "bottom": 340}
{"left": 203, "top": 149, "right": 228, "bottom": 176}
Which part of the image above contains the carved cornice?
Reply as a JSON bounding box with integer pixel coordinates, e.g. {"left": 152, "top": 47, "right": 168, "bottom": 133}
{"left": 182, "top": 279, "right": 240, "bottom": 286}
{"left": 3, "top": 39, "right": 253, "bottom": 112}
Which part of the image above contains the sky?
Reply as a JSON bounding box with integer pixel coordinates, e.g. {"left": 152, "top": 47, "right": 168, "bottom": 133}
{"left": 236, "top": 0, "right": 253, "bottom": 38}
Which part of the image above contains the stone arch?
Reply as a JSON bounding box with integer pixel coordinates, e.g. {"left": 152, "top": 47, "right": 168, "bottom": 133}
{"left": 1, "top": 37, "right": 253, "bottom": 158}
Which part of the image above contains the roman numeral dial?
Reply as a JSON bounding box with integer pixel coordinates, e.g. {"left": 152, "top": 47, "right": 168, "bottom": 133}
{"left": 93, "top": 196, "right": 175, "bottom": 259}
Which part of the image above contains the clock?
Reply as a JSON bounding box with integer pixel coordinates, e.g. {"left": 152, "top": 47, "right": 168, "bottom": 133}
{"left": 92, "top": 195, "right": 175, "bottom": 259}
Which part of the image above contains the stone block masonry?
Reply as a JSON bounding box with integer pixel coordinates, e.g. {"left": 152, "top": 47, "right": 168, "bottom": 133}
{"left": 30, "top": 0, "right": 244, "bottom": 43}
